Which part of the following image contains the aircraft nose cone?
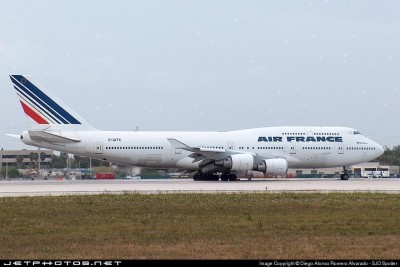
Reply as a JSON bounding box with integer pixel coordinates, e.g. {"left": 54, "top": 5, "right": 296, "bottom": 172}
{"left": 376, "top": 144, "right": 384, "bottom": 157}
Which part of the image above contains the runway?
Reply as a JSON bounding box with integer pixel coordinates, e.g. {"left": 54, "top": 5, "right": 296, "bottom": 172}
{"left": 1, "top": 178, "right": 400, "bottom": 197}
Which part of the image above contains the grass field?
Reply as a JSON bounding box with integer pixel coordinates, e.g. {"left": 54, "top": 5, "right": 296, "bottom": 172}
{"left": 0, "top": 193, "right": 399, "bottom": 259}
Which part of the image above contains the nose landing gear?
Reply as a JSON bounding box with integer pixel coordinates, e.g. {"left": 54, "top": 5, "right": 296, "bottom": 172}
{"left": 340, "top": 166, "right": 350, "bottom": 180}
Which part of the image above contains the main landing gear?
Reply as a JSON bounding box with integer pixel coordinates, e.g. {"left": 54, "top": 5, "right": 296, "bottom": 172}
{"left": 340, "top": 166, "right": 350, "bottom": 180}
{"left": 220, "top": 173, "right": 237, "bottom": 181}
{"left": 193, "top": 172, "right": 237, "bottom": 181}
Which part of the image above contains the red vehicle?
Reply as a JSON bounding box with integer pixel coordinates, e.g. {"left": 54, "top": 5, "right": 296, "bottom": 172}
{"left": 95, "top": 173, "right": 115, "bottom": 179}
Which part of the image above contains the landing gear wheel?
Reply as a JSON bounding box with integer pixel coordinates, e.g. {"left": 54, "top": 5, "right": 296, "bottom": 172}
{"left": 193, "top": 173, "right": 201, "bottom": 181}
{"left": 228, "top": 174, "right": 237, "bottom": 181}
{"left": 340, "top": 174, "right": 349, "bottom": 180}
{"left": 202, "top": 173, "right": 218, "bottom": 181}
{"left": 220, "top": 174, "right": 229, "bottom": 181}
{"left": 341, "top": 166, "right": 350, "bottom": 180}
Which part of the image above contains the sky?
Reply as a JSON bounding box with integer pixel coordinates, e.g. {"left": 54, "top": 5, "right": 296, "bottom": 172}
{"left": 1, "top": 0, "right": 400, "bottom": 150}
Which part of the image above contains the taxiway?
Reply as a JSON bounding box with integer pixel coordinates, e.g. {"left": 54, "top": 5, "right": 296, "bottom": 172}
{"left": 0, "top": 178, "right": 400, "bottom": 197}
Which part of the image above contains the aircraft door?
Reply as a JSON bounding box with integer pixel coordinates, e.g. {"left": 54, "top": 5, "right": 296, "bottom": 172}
{"left": 227, "top": 142, "right": 234, "bottom": 150}
{"left": 290, "top": 143, "right": 296, "bottom": 154}
{"left": 95, "top": 142, "right": 103, "bottom": 154}
{"left": 337, "top": 144, "right": 344, "bottom": 154}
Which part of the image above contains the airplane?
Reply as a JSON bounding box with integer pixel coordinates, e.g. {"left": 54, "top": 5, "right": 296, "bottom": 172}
{"left": 8, "top": 75, "right": 384, "bottom": 181}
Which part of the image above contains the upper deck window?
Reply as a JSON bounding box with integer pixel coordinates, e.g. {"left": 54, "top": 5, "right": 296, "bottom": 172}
{"left": 353, "top": 131, "right": 361, "bottom": 135}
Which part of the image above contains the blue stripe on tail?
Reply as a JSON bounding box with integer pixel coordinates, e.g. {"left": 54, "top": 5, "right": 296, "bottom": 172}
{"left": 11, "top": 75, "right": 81, "bottom": 124}
{"left": 13, "top": 85, "right": 63, "bottom": 124}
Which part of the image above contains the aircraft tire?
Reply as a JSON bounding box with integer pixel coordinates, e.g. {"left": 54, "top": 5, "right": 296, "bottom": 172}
{"left": 221, "top": 174, "right": 229, "bottom": 181}
{"left": 228, "top": 174, "right": 237, "bottom": 181}
{"left": 340, "top": 174, "right": 349, "bottom": 180}
{"left": 193, "top": 173, "right": 201, "bottom": 181}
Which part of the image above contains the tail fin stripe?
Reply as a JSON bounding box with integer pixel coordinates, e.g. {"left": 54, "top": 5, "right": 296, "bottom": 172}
{"left": 15, "top": 86, "right": 62, "bottom": 124}
{"left": 19, "top": 100, "right": 49, "bottom": 124}
{"left": 11, "top": 77, "right": 70, "bottom": 124}
{"left": 16, "top": 91, "right": 59, "bottom": 124}
{"left": 11, "top": 75, "right": 81, "bottom": 124}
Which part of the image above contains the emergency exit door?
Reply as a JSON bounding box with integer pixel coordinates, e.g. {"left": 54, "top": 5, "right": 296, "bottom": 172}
{"left": 95, "top": 143, "right": 103, "bottom": 154}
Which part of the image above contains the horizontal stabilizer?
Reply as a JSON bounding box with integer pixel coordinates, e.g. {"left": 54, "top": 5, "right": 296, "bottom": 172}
{"left": 5, "top": 134, "right": 21, "bottom": 139}
{"left": 28, "top": 130, "right": 81, "bottom": 144}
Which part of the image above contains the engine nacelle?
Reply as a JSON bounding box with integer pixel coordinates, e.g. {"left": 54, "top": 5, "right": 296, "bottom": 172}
{"left": 255, "top": 158, "right": 288, "bottom": 174}
{"left": 215, "top": 154, "right": 254, "bottom": 171}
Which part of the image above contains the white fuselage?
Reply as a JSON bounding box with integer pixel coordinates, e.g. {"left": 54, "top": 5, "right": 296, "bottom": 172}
{"left": 21, "top": 126, "right": 384, "bottom": 171}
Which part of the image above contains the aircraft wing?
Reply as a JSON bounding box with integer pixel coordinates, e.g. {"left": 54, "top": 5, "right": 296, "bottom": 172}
{"left": 167, "top": 138, "right": 250, "bottom": 161}
{"left": 167, "top": 138, "right": 286, "bottom": 164}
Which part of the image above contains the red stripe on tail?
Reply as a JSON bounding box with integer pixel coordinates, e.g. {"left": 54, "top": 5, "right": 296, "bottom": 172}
{"left": 20, "top": 101, "right": 49, "bottom": 124}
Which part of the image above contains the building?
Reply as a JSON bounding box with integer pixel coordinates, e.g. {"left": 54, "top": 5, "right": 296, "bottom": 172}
{"left": 289, "top": 162, "right": 399, "bottom": 178}
{"left": 0, "top": 149, "right": 53, "bottom": 169}
{"left": 352, "top": 162, "right": 399, "bottom": 178}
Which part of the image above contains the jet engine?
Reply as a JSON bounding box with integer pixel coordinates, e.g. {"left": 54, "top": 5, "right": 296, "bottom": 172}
{"left": 215, "top": 155, "right": 288, "bottom": 175}
{"left": 214, "top": 154, "right": 254, "bottom": 171}
{"left": 254, "top": 158, "right": 288, "bottom": 174}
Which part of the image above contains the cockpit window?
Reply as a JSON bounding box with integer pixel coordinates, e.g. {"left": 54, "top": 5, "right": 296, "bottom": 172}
{"left": 353, "top": 131, "right": 361, "bottom": 135}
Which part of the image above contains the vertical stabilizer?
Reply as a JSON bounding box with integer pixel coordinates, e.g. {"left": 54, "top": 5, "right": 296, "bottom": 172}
{"left": 10, "top": 75, "right": 96, "bottom": 131}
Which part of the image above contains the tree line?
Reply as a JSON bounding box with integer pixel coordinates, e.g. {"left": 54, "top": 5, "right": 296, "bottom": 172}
{"left": 375, "top": 145, "right": 400, "bottom": 166}
{"left": 1, "top": 152, "right": 111, "bottom": 178}
{"left": 24, "top": 152, "right": 111, "bottom": 169}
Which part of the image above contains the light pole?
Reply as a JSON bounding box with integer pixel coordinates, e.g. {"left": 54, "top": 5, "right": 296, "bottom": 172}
{"left": 38, "top": 149, "right": 41, "bottom": 179}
